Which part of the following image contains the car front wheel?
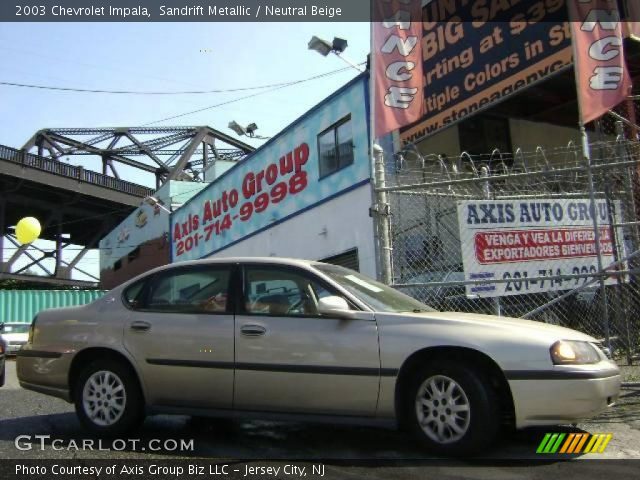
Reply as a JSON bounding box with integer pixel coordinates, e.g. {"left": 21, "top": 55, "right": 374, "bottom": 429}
{"left": 74, "top": 359, "right": 143, "bottom": 435}
{"left": 406, "top": 362, "right": 499, "bottom": 456}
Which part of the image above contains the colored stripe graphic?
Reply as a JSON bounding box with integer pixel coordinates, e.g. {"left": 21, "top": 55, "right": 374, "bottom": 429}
{"left": 584, "top": 435, "right": 598, "bottom": 453}
{"left": 559, "top": 433, "right": 576, "bottom": 453}
{"left": 550, "top": 433, "right": 566, "bottom": 453}
{"left": 538, "top": 433, "right": 613, "bottom": 454}
{"left": 544, "top": 433, "right": 559, "bottom": 453}
{"left": 574, "top": 433, "right": 589, "bottom": 453}
{"left": 567, "top": 433, "right": 585, "bottom": 454}
{"left": 536, "top": 433, "right": 552, "bottom": 453}
{"left": 598, "top": 434, "right": 613, "bottom": 453}
{"left": 585, "top": 434, "right": 612, "bottom": 453}
{"left": 537, "top": 433, "right": 566, "bottom": 453}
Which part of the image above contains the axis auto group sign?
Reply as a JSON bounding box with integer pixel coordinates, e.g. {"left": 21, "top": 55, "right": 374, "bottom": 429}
{"left": 457, "top": 199, "right": 626, "bottom": 298}
{"left": 171, "top": 143, "right": 310, "bottom": 260}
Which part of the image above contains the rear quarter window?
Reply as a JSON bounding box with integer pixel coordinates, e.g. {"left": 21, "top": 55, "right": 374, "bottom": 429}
{"left": 123, "top": 280, "right": 146, "bottom": 310}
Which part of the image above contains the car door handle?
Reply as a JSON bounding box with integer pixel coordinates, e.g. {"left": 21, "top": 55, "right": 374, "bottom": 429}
{"left": 130, "top": 321, "right": 151, "bottom": 332}
{"left": 240, "top": 324, "right": 266, "bottom": 337}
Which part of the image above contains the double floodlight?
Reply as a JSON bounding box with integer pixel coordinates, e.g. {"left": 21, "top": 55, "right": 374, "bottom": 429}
{"left": 228, "top": 121, "right": 268, "bottom": 139}
{"left": 308, "top": 36, "right": 348, "bottom": 57}
{"left": 308, "top": 36, "right": 364, "bottom": 73}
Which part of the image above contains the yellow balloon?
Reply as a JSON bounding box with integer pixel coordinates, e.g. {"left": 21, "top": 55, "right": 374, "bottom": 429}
{"left": 16, "top": 217, "right": 41, "bottom": 245}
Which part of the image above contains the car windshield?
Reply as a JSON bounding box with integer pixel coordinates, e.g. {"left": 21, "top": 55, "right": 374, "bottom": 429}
{"left": 2, "top": 324, "right": 30, "bottom": 334}
{"left": 314, "top": 264, "right": 437, "bottom": 313}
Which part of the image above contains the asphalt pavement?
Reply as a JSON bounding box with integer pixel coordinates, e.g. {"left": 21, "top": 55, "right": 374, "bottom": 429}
{"left": 1, "top": 359, "right": 639, "bottom": 479}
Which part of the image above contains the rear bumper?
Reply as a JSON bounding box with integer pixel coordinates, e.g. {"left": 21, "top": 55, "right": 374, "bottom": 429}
{"left": 16, "top": 347, "right": 72, "bottom": 402}
{"left": 509, "top": 369, "right": 621, "bottom": 428}
{"left": 7, "top": 343, "right": 26, "bottom": 355}
{"left": 19, "top": 380, "right": 70, "bottom": 402}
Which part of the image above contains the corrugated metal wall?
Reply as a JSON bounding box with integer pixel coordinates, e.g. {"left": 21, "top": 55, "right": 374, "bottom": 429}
{"left": 0, "top": 290, "right": 106, "bottom": 324}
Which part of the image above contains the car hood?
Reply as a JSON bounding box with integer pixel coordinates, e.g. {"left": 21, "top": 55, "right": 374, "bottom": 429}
{"left": 381, "top": 310, "right": 595, "bottom": 343}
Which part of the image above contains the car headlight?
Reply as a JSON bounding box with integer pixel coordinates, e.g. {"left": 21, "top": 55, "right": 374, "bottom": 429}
{"left": 550, "top": 340, "right": 601, "bottom": 365}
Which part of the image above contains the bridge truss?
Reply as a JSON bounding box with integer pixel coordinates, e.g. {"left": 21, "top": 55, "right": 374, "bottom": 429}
{"left": 1, "top": 126, "right": 255, "bottom": 286}
{"left": 22, "top": 126, "right": 255, "bottom": 189}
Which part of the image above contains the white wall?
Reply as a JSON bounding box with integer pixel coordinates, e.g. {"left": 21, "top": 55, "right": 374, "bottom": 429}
{"left": 210, "top": 184, "right": 378, "bottom": 278}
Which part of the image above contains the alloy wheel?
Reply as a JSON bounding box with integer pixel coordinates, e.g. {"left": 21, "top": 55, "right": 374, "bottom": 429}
{"left": 82, "top": 370, "right": 127, "bottom": 427}
{"left": 415, "top": 374, "right": 471, "bottom": 444}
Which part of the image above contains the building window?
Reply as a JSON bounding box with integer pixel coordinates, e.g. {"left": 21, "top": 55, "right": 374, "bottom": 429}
{"left": 318, "top": 115, "right": 354, "bottom": 178}
{"left": 127, "top": 247, "right": 140, "bottom": 262}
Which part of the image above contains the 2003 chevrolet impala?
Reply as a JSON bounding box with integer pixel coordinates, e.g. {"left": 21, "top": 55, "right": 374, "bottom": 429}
{"left": 17, "top": 258, "right": 620, "bottom": 455}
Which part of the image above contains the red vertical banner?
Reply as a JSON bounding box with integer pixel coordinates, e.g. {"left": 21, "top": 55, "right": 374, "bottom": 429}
{"left": 372, "top": 0, "right": 424, "bottom": 139}
{"left": 569, "top": 0, "right": 632, "bottom": 124}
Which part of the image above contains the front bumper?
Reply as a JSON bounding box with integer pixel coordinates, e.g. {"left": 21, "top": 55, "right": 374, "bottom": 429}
{"left": 509, "top": 367, "right": 621, "bottom": 428}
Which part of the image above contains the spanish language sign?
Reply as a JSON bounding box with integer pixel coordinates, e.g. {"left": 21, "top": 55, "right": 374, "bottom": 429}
{"left": 400, "top": 0, "right": 572, "bottom": 145}
{"left": 457, "top": 199, "right": 625, "bottom": 298}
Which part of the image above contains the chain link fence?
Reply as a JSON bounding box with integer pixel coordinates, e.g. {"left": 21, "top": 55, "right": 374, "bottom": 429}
{"left": 383, "top": 104, "right": 640, "bottom": 364}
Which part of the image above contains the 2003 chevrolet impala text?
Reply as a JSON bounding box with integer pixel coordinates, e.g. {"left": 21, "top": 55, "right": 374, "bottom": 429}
{"left": 16, "top": 258, "right": 620, "bottom": 455}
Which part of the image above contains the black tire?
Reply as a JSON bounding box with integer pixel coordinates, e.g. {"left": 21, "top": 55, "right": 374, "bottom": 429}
{"left": 404, "top": 361, "right": 500, "bottom": 456}
{"left": 73, "top": 358, "right": 144, "bottom": 436}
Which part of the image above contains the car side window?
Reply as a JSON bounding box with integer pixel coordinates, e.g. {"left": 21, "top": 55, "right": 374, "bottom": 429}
{"left": 144, "top": 267, "right": 231, "bottom": 314}
{"left": 123, "top": 280, "right": 146, "bottom": 310}
{"left": 243, "top": 266, "right": 345, "bottom": 317}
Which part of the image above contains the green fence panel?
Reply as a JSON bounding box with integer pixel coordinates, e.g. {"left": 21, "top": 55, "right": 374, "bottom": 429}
{"left": 0, "top": 290, "right": 106, "bottom": 324}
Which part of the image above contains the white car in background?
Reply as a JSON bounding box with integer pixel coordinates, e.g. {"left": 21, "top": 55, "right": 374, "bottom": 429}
{"left": 1, "top": 322, "right": 30, "bottom": 355}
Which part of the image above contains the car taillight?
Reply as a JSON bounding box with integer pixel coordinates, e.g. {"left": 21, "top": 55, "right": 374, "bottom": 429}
{"left": 28, "top": 315, "right": 38, "bottom": 344}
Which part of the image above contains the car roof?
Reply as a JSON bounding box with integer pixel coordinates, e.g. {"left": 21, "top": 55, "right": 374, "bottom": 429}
{"left": 162, "top": 257, "right": 317, "bottom": 269}
{"left": 115, "top": 257, "right": 323, "bottom": 290}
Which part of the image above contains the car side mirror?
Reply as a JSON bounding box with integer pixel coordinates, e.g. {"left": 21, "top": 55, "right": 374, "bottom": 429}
{"left": 318, "top": 296, "right": 356, "bottom": 319}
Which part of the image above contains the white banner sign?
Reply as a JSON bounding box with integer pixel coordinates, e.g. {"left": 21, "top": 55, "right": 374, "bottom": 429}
{"left": 457, "top": 199, "right": 625, "bottom": 298}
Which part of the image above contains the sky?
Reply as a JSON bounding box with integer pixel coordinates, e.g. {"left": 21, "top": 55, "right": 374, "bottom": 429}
{"left": 0, "top": 21, "right": 371, "bottom": 281}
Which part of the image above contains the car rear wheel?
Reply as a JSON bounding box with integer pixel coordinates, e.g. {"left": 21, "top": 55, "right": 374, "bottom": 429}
{"left": 406, "top": 362, "right": 499, "bottom": 456}
{"left": 74, "top": 359, "right": 143, "bottom": 435}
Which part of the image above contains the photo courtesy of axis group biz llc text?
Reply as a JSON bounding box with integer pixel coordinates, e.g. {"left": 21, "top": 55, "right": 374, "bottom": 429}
{"left": 0, "top": 0, "right": 639, "bottom": 479}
